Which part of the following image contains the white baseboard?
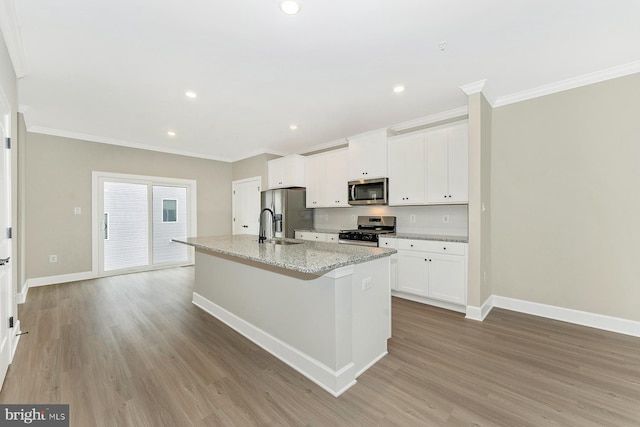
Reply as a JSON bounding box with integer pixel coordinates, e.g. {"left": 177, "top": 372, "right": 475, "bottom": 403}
{"left": 16, "top": 286, "right": 27, "bottom": 304}
{"left": 465, "top": 295, "right": 494, "bottom": 321}
{"left": 491, "top": 296, "right": 640, "bottom": 338}
{"left": 24, "top": 271, "right": 96, "bottom": 289}
{"left": 391, "top": 290, "right": 466, "bottom": 314}
{"left": 192, "top": 292, "right": 357, "bottom": 397}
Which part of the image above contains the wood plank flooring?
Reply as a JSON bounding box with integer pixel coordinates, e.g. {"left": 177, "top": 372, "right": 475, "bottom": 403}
{"left": 1, "top": 267, "right": 639, "bottom": 426}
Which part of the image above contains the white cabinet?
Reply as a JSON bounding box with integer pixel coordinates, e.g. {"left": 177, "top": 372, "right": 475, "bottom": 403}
{"left": 347, "top": 129, "right": 387, "bottom": 179}
{"left": 395, "top": 239, "right": 467, "bottom": 307}
{"left": 268, "top": 155, "right": 305, "bottom": 189}
{"left": 295, "top": 231, "right": 339, "bottom": 243}
{"left": 305, "top": 149, "right": 349, "bottom": 208}
{"left": 425, "top": 122, "right": 468, "bottom": 203}
{"left": 387, "top": 132, "right": 426, "bottom": 205}
{"left": 379, "top": 237, "right": 398, "bottom": 291}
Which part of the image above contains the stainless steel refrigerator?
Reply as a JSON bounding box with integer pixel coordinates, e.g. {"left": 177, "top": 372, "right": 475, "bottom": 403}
{"left": 260, "top": 188, "right": 313, "bottom": 239}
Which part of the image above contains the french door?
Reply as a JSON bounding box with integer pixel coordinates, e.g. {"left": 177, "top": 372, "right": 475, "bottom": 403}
{"left": 94, "top": 173, "right": 196, "bottom": 275}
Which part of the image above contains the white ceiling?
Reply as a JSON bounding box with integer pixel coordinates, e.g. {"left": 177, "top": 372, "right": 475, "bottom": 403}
{"left": 7, "top": 0, "right": 640, "bottom": 162}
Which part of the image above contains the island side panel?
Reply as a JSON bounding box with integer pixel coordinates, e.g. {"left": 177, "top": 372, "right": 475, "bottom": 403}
{"left": 193, "top": 250, "right": 352, "bottom": 372}
{"left": 350, "top": 257, "right": 391, "bottom": 377}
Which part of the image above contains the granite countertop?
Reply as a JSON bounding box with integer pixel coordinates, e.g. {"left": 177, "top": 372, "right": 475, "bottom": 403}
{"left": 173, "top": 235, "right": 396, "bottom": 274}
{"left": 387, "top": 233, "right": 468, "bottom": 243}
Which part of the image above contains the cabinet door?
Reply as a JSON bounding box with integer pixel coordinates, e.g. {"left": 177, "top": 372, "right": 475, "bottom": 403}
{"left": 324, "top": 150, "right": 350, "bottom": 207}
{"left": 348, "top": 130, "right": 387, "bottom": 179}
{"left": 425, "top": 128, "right": 450, "bottom": 203}
{"left": 447, "top": 123, "right": 468, "bottom": 203}
{"left": 427, "top": 254, "right": 466, "bottom": 305}
{"left": 397, "top": 251, "right": 429, "bottom": 295}
{"left": 379, "top": 238, "right": 398, "bottom": 290}
{"left": 268, "top": 158, "right": 285, "bottom": 189}
{"left": 268, "top": 156, "right": 305, "bottom": 189}
{"left": 305, "top": 155, "right": 325, "bottom": 207}
{"left": 388, "top": 133, "right": 425, "bottom": 205}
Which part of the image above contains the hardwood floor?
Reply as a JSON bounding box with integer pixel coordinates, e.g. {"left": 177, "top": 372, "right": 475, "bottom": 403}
{"left": 1, "top": 267, "right": 639, "bottom": 426}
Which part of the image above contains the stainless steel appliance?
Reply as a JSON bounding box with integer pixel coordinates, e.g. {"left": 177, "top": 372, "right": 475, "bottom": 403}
{"left": 348, "top": 178, "right": 388, "bottom": 205}
{"left": 260, "top": 188, "right": 313, "bottom": 240}
{"left": 339, "top": 216, "right": 396, "bottom": 247}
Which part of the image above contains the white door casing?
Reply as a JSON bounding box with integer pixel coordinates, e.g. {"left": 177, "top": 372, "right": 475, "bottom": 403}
{"left": 0, "top": 92, "right": 13, "bottom": 390}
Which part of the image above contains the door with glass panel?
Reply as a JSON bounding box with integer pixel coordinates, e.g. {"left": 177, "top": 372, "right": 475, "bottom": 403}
{"left": 99, "top": 178, "right": 190, "bottom": 274}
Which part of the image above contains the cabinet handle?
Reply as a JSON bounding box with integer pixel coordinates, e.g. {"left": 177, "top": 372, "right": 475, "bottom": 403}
{"left": 443, "top": 247, "right": 447, "bottom": 250}
{"left": 410, "top": 244, "right": 414, "bottom": 247}
{"left": 429, "top": 259, "right": 432, "bottom": 262}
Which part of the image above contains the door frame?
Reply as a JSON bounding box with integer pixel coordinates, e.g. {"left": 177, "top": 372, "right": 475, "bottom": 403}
{"left": 0, "top": 86, "right": 14, "bottom": 389}
{"left": 92, "top": 171, "right": 197, "bottom": 277}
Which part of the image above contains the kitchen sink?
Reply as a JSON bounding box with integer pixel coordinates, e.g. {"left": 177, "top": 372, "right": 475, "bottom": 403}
{"left": 266, "top": 239, "right": 303, "bottom": 246}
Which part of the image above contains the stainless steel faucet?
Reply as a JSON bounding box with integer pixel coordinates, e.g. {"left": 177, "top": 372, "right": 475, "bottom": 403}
{"left": 258, "top": 208, "right": 275, "bottom": 243}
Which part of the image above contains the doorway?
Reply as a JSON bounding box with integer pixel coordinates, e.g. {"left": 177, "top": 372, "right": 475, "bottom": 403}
{"left": 93, "top": 172, "right": 196, "bottom": 276}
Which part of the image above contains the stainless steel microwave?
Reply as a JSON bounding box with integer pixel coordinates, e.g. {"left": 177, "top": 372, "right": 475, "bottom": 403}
{"left": 348, "top": 178, "right": 388, "bottom": 205}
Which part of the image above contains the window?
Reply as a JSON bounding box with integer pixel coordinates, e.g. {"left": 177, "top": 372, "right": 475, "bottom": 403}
{"left": 104, "top": 213, "right": 109, "bottom": 240}
{"left": 162, "top": 199, "right": 178, "bottom": 222}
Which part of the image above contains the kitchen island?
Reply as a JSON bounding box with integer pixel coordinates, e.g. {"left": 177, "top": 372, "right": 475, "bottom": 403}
{"left": 173, "top": 235, "right": 396, "bottom": 396}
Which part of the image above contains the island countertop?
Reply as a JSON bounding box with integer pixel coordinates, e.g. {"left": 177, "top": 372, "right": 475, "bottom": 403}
{"left": 173, "top": 235, "right": 396, "bottom": 274}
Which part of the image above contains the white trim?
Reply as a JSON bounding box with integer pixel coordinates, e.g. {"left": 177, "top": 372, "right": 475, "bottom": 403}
{"left": 495, "top": 61, "right": 640, "bottom": 107}
{"left": 10, "top": 319, "right": 20, "bottom": 358}
{"left": 15, "top": 286, "right": 26, "bottom": 304}
{"left": 465, "top": 295, "right": 494, "bottom": 321}
{"left": 27, "top": 126, "right": 231, "bottom": 162}
{"left": 25, "top": 270, "right": 95, "bottom": 288}
{"left": 193, "top": 292, "right": 357, "bottom": 397}
{"left": 388, "top": 107, "right": 469, "bottom": 133}
{"left": 492, "top": 296, "right": 640, "bottom": 338}
{"left": 391, "top": 291, "right": 466, "bottom": 314}
{"left": 0, "top": 0, "right": 28, "bottom": 78}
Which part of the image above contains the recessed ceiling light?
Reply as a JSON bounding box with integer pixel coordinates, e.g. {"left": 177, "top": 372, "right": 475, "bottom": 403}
{"left": 393, "top": 85, "right": 405, "bottom": 93}
{"left": 185, "top": 90, "right": 197, "bottom": 98}
{"left": 167, "top": 131, "right": 176, "bottom": 136}
{"left": 289, "top": 124, "right": 298, "bottom": 130}
{"left": 280, "top": 1, "right": 300, "bottom": 15}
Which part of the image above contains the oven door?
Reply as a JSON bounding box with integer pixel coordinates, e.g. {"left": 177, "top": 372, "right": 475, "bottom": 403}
{"left": 348, "top": 178, "right": 388, "bottom": 205}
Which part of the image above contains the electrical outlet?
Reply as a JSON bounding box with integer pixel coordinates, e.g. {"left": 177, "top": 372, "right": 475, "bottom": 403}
{"left": 361, "top": 277, "right": 372, "bottom": 291}
{"left": 49, "top": 255, "right": 58, "bottom": 263}
{"left": 351, "top": 215, "right": 356, "bottom": 222}
{"left": 74, "top": 207, "right": 82, "bottom": 215}
{"left": 324, "top": 214, "right": 329, "bottom": 221}
{"left": 442, "top": 215, "right": 449, "bottom": 224}
{"left": 409, "top": 215, "right": 416, "bottom": 223}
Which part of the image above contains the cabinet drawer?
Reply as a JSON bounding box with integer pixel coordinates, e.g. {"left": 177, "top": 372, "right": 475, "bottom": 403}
{"left": 397, "top": 239, "right": 466, "bottom": 255}
{"left": 295, "top": 231, "right": 327, "bottom": 242}
{"left": 379, "top": 237, "right": 397, "bottom": 249}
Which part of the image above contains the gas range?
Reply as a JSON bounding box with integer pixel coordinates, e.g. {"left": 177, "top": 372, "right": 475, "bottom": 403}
{"left": 338, "top": 216, "right": 396, "bottom": 247}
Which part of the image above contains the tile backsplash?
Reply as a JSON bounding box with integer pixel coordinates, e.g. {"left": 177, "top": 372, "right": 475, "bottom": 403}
{"left": 312, "top": 205, "right": 468, "bottom": 236}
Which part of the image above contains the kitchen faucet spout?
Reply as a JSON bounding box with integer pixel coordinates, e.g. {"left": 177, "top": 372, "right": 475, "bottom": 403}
{"left": 258, "top": 208, "right": 275, "bottom": 243}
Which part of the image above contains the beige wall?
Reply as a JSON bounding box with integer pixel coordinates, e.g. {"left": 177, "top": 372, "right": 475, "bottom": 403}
{"left": 24, "top": 132, "right": 232, "bottom": 279}
{"left": 232, "top": 153, "right": 280, "bottom": 189}
{"left": 491, "top": 72, "right": 640, "bottom": 321}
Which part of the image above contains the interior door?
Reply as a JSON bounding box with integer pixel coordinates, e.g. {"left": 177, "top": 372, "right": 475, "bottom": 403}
{"left": 0, "top": 108, "right": 12, "bottom": 388}
{"left": 232, "top": 177, "right": 261, "bottom": 235}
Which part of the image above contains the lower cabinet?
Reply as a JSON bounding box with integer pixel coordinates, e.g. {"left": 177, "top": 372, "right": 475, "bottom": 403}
{"left": 391, "top": 238, "right": 468, "bottom": 311}
{"left": 295, "top": 231, "right": 339, "bottom": 243}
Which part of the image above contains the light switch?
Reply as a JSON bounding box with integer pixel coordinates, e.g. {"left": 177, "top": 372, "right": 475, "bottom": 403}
{"left": 74, "top": 207, "right": 82, "bottom": 215}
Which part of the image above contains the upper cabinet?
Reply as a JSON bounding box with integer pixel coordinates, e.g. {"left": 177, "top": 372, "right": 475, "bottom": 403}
{"left": 425, "top": 122, "right": 468, "bottom": 204}
{"left": 387, "top": 132, "right": 426, "bottom": 206}
{"left": 267, "top": 155, "right": 306, "bottom": 189}
{"left": 388, "top": 121, "right": 468, "bottom": 206}
{"left": 347, "top": 129, "right": 387, "bottom": 180}
{"left": 305, "top": 149, "right": 350, "bottom": 208}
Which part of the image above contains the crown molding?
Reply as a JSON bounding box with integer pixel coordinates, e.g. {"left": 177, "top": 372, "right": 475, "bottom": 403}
{"left": 493, "top": 60, "right": 640, "bottom": 107}
{"left": 459, "top": 79, "right": 497, "bottom": 106}
{"left": 27, "top": 125, "right": 231, "bottom": 162}
{"left": 0, "top": 0, "right": 28, "bottom": 78}
{"left": 388, "top": 106, "right": 469, "bottom": 133}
